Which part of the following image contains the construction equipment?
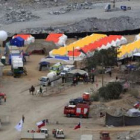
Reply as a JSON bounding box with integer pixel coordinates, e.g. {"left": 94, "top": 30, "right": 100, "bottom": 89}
{"left": 52, "top": 129, "right": 65, "bottom": 139}
{"left": 100, "top": 131, "right": 110, "bottom": 140}
{"left": 64, "top": 103, "right": 89, "bottom": 118}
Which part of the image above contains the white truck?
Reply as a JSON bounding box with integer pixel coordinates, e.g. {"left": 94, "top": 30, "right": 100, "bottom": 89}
{"left": 39, "top": 71, "right": 61, "bottom": 86}
{"left": 60, "top": 65, "right": 75, "bottom": 76}
{"left": 11, "top": 57, "right": 27, "bottom": 77}
{"left": 40, "top": 128, "right": 49, "bottom": 138}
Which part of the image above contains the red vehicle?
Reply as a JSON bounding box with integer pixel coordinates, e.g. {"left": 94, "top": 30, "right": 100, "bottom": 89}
{"left": 64, "top": 103, "right": 89, "bottom": 118}
{"left": 100, "top": 131, "right": 110, "bottom": 140}
{"left": 0, "top": 92, "right": 6, "bottom": 98}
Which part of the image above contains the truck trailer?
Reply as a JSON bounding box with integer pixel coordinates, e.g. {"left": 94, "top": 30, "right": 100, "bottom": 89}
{"left": 64, "top": 103, "right": 89, "bottom": 118}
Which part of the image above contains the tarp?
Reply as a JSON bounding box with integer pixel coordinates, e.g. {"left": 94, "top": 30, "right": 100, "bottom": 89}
{"left": 10, "top": 37, "right": 24, "bottom": 47}
{"left": 105, "top": 112, "right": 140, "bottom": 126}
{"left": 68, "top": 69, "right": 88, "bottom": 75}
{"left": 105, "top": 113, "right": 124, "bottom": 127}
{"left": 40, "top": 57, "right": 74, "bottom": 65}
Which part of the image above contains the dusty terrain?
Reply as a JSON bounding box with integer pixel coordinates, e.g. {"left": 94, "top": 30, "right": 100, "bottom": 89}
{"left": 0, "top": 36, "right": 140, "bottom": 140}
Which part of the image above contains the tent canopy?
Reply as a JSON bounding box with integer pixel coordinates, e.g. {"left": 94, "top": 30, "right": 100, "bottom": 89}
{"left": 68, "top": 69, "right": 88, "bottom": 75}
{"left": 10, "top": 37, "right": 24, "bottom": 47}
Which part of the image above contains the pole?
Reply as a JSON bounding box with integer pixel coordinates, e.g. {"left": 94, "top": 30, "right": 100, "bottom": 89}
{"left": 101, "top": 56, "right": 104, "bottom": 87}
{"left": 73, "top": 47, "right": 74, "bottom": 61}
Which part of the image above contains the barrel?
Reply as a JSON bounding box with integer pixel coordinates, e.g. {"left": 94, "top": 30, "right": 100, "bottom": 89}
{"left": 83, "top": 92, "right": 90, "bottom": 100}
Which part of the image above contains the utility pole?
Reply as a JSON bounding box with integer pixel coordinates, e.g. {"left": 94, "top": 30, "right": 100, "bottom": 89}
{"left": 113, "top": 0, "right": 115, "bottom": 8}
{"left": 101, "top": 56, "right": 104, "bottom": 87}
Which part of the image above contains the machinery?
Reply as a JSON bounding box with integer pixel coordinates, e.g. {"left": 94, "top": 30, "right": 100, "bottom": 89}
{"left": 64, "top": 103, "right": 89, "bottom": 118}
{"left": 100, "top": 131, "right": 110, "bottom": 140}
{"left": 52, "top": 129, "right": 65, "bottom": 139}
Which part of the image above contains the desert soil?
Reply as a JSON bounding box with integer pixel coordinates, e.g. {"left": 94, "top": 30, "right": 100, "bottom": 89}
{"left": 0, "top": 35, "right": 140, "bottom": 140}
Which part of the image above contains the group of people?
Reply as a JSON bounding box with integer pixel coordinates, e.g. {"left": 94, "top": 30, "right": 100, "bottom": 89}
{"left": 72, "top": 74, "right": 95, "bottom": 86}
{"left": 29, "top": 85, "right": 44, "bottom": 95}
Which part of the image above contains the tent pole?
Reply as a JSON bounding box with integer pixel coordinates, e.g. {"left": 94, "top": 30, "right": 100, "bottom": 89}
{"left": 73, "top": 47, "right": 74, "bottom": 61}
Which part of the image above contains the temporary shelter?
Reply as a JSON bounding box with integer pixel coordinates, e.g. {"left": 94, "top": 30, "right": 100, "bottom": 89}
{"left": 46, "top": 33, "right": 67, "bottom": 47}
{"left": 68, "top": 50, "right": 86, "bottom": 61}
{"left": 117, "top": 39, "right": 140, "bottom": 60}
{"left": 40, "top": 57, "right": 74, "bottom": 65}
{"left": 13, "top": 34, "right": 35, "bottom": 45}
{"left": 10, "top": 37, "right": 24, "bottom": 47}
{"left": 50, "top": 33, "right": 106, "bottom": 57}
{"left": 127, "top": 108, "right": 140, "bottom": 117}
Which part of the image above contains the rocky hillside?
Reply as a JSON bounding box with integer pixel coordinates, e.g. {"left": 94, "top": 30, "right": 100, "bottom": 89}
{"left": 0, "top": 0, "right": 140, "bottom": 35}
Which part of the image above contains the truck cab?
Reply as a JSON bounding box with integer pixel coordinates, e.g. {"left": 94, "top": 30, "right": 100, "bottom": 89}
{"left": 50, "top": 62, "right": 63, "bottom": 74}
{"left": 100, "top": 131, "right": 110, "bottom": 140}
{"left": 39, "top": 71, "right": 61, "bottom": 86}
{"left": 40, "top": 128, "right": 49, "bottom": 138}
{"left": 52, "top": 129, "right": 65, "bottom": 139}
{"left": 39, "top": 76, "right": 50, "bottom": 86}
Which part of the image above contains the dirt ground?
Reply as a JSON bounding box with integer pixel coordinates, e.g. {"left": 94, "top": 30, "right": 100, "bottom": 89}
{"left": 0, "top": 35, "right": 140, "bottom": 140}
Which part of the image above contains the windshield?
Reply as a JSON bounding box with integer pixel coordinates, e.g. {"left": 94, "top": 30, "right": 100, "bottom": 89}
{"left": 50, "top": 67, "right": 57, "bottom": 71}
{"left": 61, "top": 70, "right": 67, "bottom": 73}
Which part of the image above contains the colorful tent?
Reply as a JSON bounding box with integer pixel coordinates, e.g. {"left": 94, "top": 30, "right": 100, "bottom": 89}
{"left": 10, "top": 37, "right": 24, "bottom": 47}
{"left": 46, "top": 33, "right": 67, "bottom": 47}
{"left": 13, "top": 34, "right": 35, "bottom": 45}
{"left": 50, "top": 33, "right": 106, "bottom": 57}
{"left": 117, "top": 37, "right": 140, "bottom": 60}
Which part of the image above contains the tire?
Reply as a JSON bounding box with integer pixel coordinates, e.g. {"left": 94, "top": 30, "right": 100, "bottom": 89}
{"left": 80, "top": 115, "right": 83, "bottom": 118}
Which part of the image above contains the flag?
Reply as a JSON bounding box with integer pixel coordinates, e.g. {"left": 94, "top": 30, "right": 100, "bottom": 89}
{"left": 36, "top": 120, "right": 46, "bottom": 128}
{"left": 134, "top": 102, "right": 140, "bottom": 108}
{"left": 15, "top": 119, "right": 23, "bottom": 131}
{"left": 74, "top": 122, "right": 81, "bottom": 130}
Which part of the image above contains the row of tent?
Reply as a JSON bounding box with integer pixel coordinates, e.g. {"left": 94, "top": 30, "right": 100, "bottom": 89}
{"left": 10, "top": 34, "right": 35, "bottom": 47}
{"left": 117, "top": 34, "right": 140, "bottom": 60}
{"left": 49, "top": 33, "right": 127, "bottom": 60}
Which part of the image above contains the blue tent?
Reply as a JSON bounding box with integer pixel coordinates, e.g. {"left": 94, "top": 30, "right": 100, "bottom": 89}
{"left": 10, "top": 37, "right": 24, "bottom": 47}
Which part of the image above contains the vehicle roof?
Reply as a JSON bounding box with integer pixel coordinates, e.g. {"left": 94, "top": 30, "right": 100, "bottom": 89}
{"left": 68, "top": 105, "right": 76, "bottom": 108}
{"left": 40, "top": 128, "right": 48, "bottom": 130}
{"left": 77, "top": 103, "right": 89, "bottom": 108}
{"left": 64, "top": 65, "right": 75, "bottom": 68}
{"left": 101, "top": 131, "right": 110, "bottom": 134}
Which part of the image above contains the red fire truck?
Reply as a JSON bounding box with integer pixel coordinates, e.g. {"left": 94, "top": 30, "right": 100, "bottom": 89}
{"left": 64, "top": 103, "right": 89, "bottom": 118}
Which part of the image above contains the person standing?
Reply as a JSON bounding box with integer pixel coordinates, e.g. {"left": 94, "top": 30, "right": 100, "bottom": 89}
{"left": 4, "top": 95, "right": 6, "bottom": 102}
{"left": 22, "top": 115, "right": 25, "bottom": 123}
{"left": 39, "top": 86, "right": 43, "bottom": 96}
